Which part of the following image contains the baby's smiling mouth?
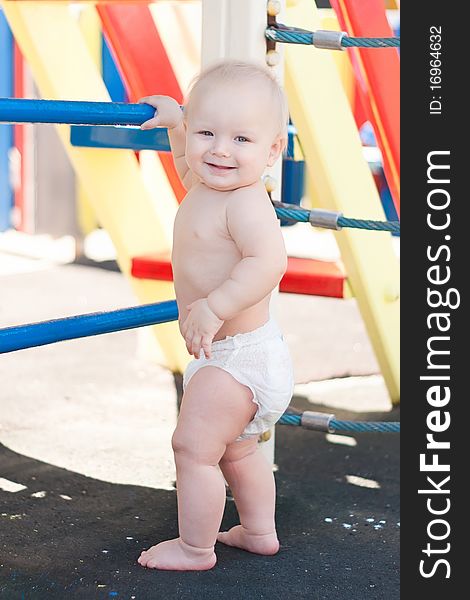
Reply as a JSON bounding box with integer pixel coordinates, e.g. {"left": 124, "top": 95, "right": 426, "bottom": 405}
{"left": 205, "top": 162, "right": 236, "bottom": 170}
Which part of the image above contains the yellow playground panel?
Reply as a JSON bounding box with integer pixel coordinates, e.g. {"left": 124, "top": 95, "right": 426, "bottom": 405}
{"left": 76, "top": 4, "right": 101, "bottom": 237}
{"left": 284, "top": 0, "right": 400, "bottom": 402}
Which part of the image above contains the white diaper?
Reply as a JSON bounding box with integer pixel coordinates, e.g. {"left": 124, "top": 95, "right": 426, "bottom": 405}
{"left": 182, "top": 318, "right": 295, "bottom": 440}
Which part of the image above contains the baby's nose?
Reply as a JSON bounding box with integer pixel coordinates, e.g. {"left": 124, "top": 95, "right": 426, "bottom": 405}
{"left": 211, "top": 140, "right": 230, "bottom": 157}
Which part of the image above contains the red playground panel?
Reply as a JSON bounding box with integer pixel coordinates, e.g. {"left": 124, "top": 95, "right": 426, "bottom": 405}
{"left": 131, "top": 254, "right": 347, "bottom": 299}
{"left": 280, "top": 257, "right": 345, "bottom": 297}
{"left": 97, "top": 4, "right": 186, "bottom": 202}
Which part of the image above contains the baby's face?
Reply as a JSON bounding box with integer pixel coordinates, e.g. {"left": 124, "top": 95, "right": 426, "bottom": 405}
{"left": 184, "top": 82, "right": 284, "bottom": 191}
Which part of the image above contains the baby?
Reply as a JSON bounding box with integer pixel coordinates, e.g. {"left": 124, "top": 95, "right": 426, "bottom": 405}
{"left": 137, "top": 61, "right": 294, "bottom": 571}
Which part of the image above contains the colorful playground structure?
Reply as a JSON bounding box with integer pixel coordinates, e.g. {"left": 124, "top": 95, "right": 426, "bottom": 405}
{"left": 0, "top": 0, "right": 400, "bottom": 419}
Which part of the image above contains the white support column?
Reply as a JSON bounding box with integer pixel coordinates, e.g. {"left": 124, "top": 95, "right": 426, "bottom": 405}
{"left": 201, "top": 0, "right": 287, "bottom": 465}
{"left": 201, "top": 0, "right": 267, "bottom": 69}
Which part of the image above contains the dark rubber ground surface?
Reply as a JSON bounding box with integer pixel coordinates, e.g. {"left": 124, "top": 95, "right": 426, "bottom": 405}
{"left": 1, "top": 396, "right": 399, "bottom": 600}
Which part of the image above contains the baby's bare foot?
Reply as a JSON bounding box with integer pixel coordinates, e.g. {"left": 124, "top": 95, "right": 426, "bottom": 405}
{"left": 137, "top": 537, "right": 217, "bottom": 570}
{"left": 217, "top": 525, "right": 279, "bottom": 555}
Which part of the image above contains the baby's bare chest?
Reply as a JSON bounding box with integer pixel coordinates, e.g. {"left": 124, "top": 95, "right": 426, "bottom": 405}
{"left": 171, "top": 190, "right": 241, "bottom": 292}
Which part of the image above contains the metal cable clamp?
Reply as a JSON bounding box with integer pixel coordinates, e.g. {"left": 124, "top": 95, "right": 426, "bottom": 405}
{"left": 312, "top": 30, "right": 347, "bottom": 50}
{"left": 309, "top": 208, "right": 343, "bottom": 230}
{"left": 301, "top": 411, "right": 335, "bottom": 432}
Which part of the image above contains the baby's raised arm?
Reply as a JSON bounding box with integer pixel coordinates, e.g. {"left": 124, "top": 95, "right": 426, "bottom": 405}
{"left": 138, "top": 96, "right": 193, "bottom": 190}
{"left": 207, "top": 188, "right": 288, "bottom": 321}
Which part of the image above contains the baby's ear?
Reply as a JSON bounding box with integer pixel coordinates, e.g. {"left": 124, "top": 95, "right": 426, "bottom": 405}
{"left": 267, "top": 135, "right": 287, "bottom": 167}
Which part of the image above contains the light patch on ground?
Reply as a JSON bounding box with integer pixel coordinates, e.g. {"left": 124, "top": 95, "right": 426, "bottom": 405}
{"left": 325, "top": 433, "right": 357, "bottom": 446}
{"left": 346, "top": 475, "right": 381, "bottom": 489}
{"left": 0, "top": 478, "right": 27, "bottom": 493}
{"left": 294, "top": 375, "right": 392, "bottom": 413}
{"left": 0, "top": 258, "right": 178, "bottom": 491}
{"left": 1, "top": 364, "right": 178, "bottom": 490}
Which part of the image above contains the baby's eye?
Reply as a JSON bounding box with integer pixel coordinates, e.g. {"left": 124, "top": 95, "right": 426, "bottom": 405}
{"left": 235, "top": 136, "right": 250, "bottom": 143}
{"left": 198, "top": 130, "right": 213, "bottom": 136}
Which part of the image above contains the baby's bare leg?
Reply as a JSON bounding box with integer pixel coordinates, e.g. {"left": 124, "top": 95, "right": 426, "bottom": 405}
{"left": 138, "top": 366, "right": 257, "bottom": 570}
{"left": 217, "top": 439, "right": 280, "bottom": 555}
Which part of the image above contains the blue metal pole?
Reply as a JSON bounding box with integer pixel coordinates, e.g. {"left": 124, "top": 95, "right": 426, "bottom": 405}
{"left": 0, "top": 98, "right": 156, "bottom": 126}
{"left": 0, "top": 300, "right": 179, "bottom": 354}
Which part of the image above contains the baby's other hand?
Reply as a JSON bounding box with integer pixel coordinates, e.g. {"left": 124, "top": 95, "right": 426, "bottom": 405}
{"left": 138, "top": 95, "right": 183, "bottom": 130}
{"left": 180, "top": 299, "right": 224, "bottom": 359}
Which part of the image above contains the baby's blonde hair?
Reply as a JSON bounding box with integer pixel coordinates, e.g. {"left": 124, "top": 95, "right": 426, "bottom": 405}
{"left": 184, "top": 60, "right": 289, "bottom": 140}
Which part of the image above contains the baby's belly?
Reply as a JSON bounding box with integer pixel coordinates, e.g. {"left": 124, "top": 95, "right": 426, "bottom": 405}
{"left": 213, "top": 300, "right": 271, "bottom": 340}
{"left": 173, "top": 254, "right": 271, "bottom": 341}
